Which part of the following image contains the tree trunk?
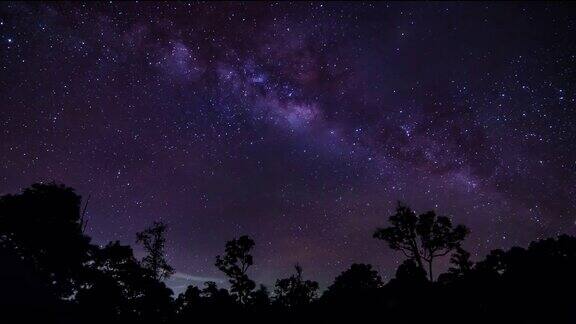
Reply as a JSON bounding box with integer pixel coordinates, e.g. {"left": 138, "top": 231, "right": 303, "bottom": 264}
{"left": 410, "top": 236, "right": 425, "bottom": 272}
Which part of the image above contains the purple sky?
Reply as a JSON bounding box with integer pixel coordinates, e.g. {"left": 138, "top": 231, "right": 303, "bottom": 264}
{"left": 1, "top": 2, "right": 575, "bottom": 291}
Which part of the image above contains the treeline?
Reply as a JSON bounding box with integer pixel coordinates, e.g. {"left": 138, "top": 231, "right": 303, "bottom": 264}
{"left": 1, "top": 183, "right": 575, "bottom": 323}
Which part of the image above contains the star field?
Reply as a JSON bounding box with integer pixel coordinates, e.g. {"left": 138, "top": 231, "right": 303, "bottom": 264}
{"left": 1, "top": 2, "right": 575, "bottom": 289}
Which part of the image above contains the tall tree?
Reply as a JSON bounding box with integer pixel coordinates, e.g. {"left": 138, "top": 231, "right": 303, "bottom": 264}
{"left": 0, "top": 183, "right": 92, "bottom": 299}
{"left": 215, "top": 235, "right": 256, "bottom": 304}
{"left": 373, "top": 203, "right": 469, "bottom": 281}
{"left": 274, "top": 264, "right": 319, "bottom": 309}
{"left": 136, "top": 221, "right": 174, "bottom": 281}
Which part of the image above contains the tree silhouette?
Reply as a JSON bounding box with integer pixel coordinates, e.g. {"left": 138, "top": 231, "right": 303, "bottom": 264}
{"left": 174, "top": 285, "right": 203, "bottom": 323}
{"left": 318, "top": 263, "right": 383, "bottom": 323}
{"left": 448, "top": 247, "right": 473, "bottom": 276}
{"left": 437, "top": 247, "right": 474, "bottom": 284}
{"left": 136, "top": 221, "right": 174, "bottom": 281}
{"left": 0, "top": 244, "right": 66, "bottom": 323}
{"left": 394, "top": 259, "right": 428, "bottom": 283}
{"left": 373, "top": 203, "right": 469, "bottom": 280}
{"left": 215, "top": 235, "right": 256, "bottom": 304}
{"left": 4, "top": 183, "right": 576, "bottom": 323}
{"left": 450, "top": 235, "right": 576, "bottom": 323}
{"left": 274, "top": 264, "right": 319, "bottom": 309}
{"left": 0, "top": 182, "right": 92, "bottom": 299}
{"left": 175, "top": 281, "right": 240, "bottom": 323}
{"left": 175, "top": 285, "right": 202, "bottom": 311}
{"left": 324, "top": 263, "right": 382, "bottom": 298}
{"left": 201, "top": 281, "right": 236, "bottom": 304}
{"left": 76, "top": 241, "right": 137, "bottom": 323}
{"left": 77, "top": 240, "right": 174, "bottom": 324}
{"left": 251, "top": 284, "right": 271, "bottom": 308}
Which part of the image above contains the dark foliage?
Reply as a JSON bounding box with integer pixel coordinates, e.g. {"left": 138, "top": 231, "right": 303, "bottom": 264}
{"left": 373, "top": 202, "right": 469, "bottom": 280}
{"left": 274, "top": 264, "right": 319, "bottom": 309}
{"left": 76, "top": 241, "right": 174, "bottom": 324}
{"left": 0, "top": 183, "right": 91, "bottom": 299}
{"left": 136, "top": 221, "right": 175, "bottom": 281}
{"left": 215, "top": 235, "right": 256, "bottom": 304}
{"left": 1, "top": 183, "right": 576, "bottom": 324}
{"left": 0, "top": 183, "right": 173, "bottom": 324}
{"left": 322, "top": 263, "right": 382, "bottom": 301}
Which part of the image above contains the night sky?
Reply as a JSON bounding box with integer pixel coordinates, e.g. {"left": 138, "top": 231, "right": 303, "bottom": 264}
{"left": 1, "top": 2, "right": 575, "bottom": 291}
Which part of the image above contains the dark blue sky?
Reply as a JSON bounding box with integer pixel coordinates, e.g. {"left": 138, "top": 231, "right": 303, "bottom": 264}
{"left": 1, "top": 2, "right": 575, "bottom": 291}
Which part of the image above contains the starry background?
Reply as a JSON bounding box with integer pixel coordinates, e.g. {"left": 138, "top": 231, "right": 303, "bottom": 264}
{"left": 1, "top": 2, "right": 575, "bottom": 291}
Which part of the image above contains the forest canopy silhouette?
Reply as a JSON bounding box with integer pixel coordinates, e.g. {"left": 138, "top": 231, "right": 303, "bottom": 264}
{"left": 1, "top": 183, "right": 575, "bottom": 323}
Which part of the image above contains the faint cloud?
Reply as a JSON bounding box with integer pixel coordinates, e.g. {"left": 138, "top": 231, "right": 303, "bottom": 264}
{"left": 165, "top": 272, "right": 226, "bottom": 295}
